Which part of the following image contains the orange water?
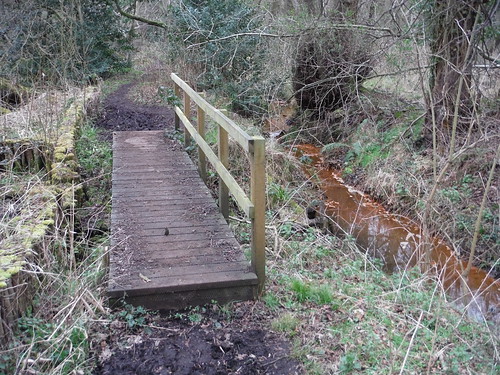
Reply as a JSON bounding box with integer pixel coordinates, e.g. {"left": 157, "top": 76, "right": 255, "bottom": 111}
{"left": 296, "top": 144, "right": 500, "bottom": 323}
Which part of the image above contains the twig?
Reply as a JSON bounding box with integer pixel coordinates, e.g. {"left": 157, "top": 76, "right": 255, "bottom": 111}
{"left": 462, "top": 143, "right": 500, "bottom": 278}
{"left": 399, "top": 310, "right": 424, "bottom": 375}
{"left": 186, "top": 24, "right": 397, "bottom": 49}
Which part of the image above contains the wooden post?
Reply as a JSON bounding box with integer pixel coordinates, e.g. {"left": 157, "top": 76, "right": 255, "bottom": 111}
{"left": 197, "top": 101, "right": 206, "bottom": 182}
{"left": 250, "top": 136, "right": 266, "bottom": 295}
{"left": 183, "top": 92, "right": 191, "bottom": 148}
{"left": 218, "top": 111, "right": 229, "bottom": 219}
{"left": 174, "top": 83, "right": 181, "bottom": 131}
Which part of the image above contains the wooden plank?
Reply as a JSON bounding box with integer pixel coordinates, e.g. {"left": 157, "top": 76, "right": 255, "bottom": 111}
{"left": 111, "top": 198, "right": 214, "bottom": 210}
{"left": 183, "top": 91, "right": 191, "bottom": 147}
{"left": 171, "top": 73, "right": 252, "bottom": 151}
{"left": 218, "top": 122, "right": 229, "bottom": 219}
{"left": 111, "top": 171, "right": 202, "bottom": 180}
{"left": 109, "top": 284, "right": 257, "bottom": 311}
{"left": 176, "top": 107, "right": 254, "bottom": 218}
{"left": 111, "top": 192, "right": 212, "bottom": 202}
{"left": 197, "top": 100, "right": 207, "bottom": 181}
{"left": 111, "top": 176, "right": 205, "bottom": 186}
{"left": 125, "top": 261, "right": 250, "bottom": 281}
{"left": 112, "top": 163, "right": 198, "bottom": 170}
{"left": 113, "top": 217, "right": 228, "bottom": 229}
{"left": 141, "top": 232, "right": 235, "bottom": 244}
{"left": 112, "top": 237, "right": 241, "bottom": 253}
{"left": 174, "top": 82, "right": 180, "bottom": 130}
{"left": 109, "top": 270, "right": 257, "bottom": 296}
{"left": 109, "top": 130, "right": 257, "bottom": 310}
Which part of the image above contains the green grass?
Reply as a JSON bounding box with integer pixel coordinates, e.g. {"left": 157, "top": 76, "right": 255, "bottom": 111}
{"left": 265, "top": 225, "right": 499, "bottom": 374}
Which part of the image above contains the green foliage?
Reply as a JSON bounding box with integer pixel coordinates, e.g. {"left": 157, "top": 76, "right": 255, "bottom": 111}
{"left": 1, "top": 0, "right": 132, "bottom": 84}
{"left": 14, "top": 316, "right": 89, "bottom": 373}
{"left": 268, "top": 181, "right": 291, "bottom": 207}
{"left": 321, "top": 142, "right": 350, "bottom": 154}
{"left": 76, "top": 121, "right": 112, "bottom": 174}
{"left": 263, "top": 292, "right": 280, "bottom": 311}
{"left": 116, "top": 303, "right": 148, "bottom": 329}
{"left": 168, "top": 0, "right": 267, "bottom": 117}
{"left": 157, "top": 86, "right": 182, "bottom": 107}
{"left": 290, "top": 279, "right": 333, "bottom": 305}
{"left": 271, "top": 313, "right": 300, "bottom": 336}
{"left": 338, "top": 352, "right": 362, "bottom": 374}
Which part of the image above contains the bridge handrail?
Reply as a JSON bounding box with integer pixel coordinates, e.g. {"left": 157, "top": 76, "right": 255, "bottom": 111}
{"left": 171, "top": 73, "right": 265, "bottom": 294}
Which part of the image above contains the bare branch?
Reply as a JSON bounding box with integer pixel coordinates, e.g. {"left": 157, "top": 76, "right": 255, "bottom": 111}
{"left": 186, "top": 23, "right": 397, "bottom": 49}
{"left": 111, "top": 0, "right": 167, "bottom": 29}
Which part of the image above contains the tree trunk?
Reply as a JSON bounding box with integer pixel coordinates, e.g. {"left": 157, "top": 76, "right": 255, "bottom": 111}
{"left": 428, "top": 0, "right": 487, "bottom": 135}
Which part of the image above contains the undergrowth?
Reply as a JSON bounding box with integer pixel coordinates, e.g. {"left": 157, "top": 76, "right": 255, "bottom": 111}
{"left": 263, "top": 225, "right": 499, "bottom": 374}
{"left": 179, "top": 97, "right": 499, "bottom": 373}
{"left": 0, "top": 120, "right": 111, "bottom": 374}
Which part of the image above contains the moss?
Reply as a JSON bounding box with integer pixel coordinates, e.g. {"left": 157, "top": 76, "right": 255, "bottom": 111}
{"left": 0, "top": 186, "right": 58, "bottom": 290}
{"left": 0, "top": 271, "right": 9, "bottom": 282}
{"left": 30, "top": 224, "right": 50, "bottom": 240}
{"left": 1, "top": 88, "right": 97, "bottom": 293}
{"left": 41, "top": 219, "right": 55, "bottom": 226}
{"left": 6, "top": 265, "right": 23, "bottom": 275}
{"left": 50, "top": 97, "right": 88, "bottom": 184}
{"left": 0, "top": 255, "right": 16, "bottom": 266}
{"left": 0, "top": 106, "right": 11, "bottom": 115}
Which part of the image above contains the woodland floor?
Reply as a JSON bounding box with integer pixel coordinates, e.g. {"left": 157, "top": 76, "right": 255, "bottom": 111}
{"left": 92, "top": 80, "right": 301, "bottom": 375}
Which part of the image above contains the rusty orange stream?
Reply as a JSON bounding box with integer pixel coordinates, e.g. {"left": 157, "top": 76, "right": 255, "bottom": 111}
{"left": 296, "top": 144, "right": 499, "bottom": 322}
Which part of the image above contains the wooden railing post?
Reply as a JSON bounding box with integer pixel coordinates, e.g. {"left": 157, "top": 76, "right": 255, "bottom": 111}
{"left": 197, "top": 102, "right": 206, "bottom": 182}
{"left": 174, "top": 83, "right": 181, "bottom": 130}
{"left": 183, "top": 92, "right": 191, "bottom": 148}
{"left": 250, "top": 137, "right": 266, "bottom": 295}
{"left": 218, "top": 111, "right": 229, "bottom": 219}
{"left": 171, "top": 73, "right": 267, "bottom": 294}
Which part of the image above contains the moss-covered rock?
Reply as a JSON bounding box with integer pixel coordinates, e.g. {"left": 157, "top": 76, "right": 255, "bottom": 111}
{"left": 1, "top": 87, "right": 98, "bottom": 347}
{"left": 0, "top": 78, "right": 31, "bottom": 107}
{"left": 0, "top": 106, "right": 11, "bottom": 115}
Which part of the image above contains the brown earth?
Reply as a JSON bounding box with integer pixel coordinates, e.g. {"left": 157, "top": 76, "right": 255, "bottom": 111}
{"left": 92, "top": 302, "right": 300, "bottom": 375}
{"left": 96, "top": 81, "right": 175, "bottom": 134}
{"left": 92, "top": 79, "right": 301, "bottom": 375}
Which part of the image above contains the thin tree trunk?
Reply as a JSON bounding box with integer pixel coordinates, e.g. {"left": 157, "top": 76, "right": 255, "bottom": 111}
{"left": 428, "top": 0, "right": 487, "bottom": 135}
{"left": 462, "top": 143, "right": 500, "bottom": 279}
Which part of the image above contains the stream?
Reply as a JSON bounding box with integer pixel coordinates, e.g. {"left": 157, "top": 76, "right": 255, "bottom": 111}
{"left": 295, "top": 144, "right": 500, "bottom": 325}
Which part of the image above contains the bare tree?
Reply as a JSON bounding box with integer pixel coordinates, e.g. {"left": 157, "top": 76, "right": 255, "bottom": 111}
{"left": 428, "top": 0, "right": 493, "bottom": 135}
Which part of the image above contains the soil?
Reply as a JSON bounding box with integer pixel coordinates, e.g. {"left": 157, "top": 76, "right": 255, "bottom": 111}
{"left": 92, "top": 79, "right": 302, "bottom": 375}
{"left": 93, "top": 302, "right": 300, "bottom": 375}
{"left": 96, "top": 81, "right": 175, "bottom": 134}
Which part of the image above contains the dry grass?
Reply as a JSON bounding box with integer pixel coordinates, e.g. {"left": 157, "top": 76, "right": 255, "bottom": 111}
{"left": 1, "top": 87, "right": 84, "bottom": 141}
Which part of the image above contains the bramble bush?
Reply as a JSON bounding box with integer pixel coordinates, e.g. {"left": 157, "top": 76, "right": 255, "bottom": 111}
{"left": 0, "top": 0, "right": 132, "bottom": 85}
{"left": 168, "top": 0, "right": 268, "bottom": 117}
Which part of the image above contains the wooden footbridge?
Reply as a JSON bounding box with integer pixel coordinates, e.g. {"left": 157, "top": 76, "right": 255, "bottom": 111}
{"left": 107, "top": 74, "right": 266, "bottom": 310}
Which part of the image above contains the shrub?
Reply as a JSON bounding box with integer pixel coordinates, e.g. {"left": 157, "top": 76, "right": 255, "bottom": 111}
{"left": 168, "top": 0, "right": 267, "bottom": 117}
{"left": 293, "top": 28, "right": 372, "bottom": 116}
{"left": 0, "top": 0, "right": 132, "bottom": 84}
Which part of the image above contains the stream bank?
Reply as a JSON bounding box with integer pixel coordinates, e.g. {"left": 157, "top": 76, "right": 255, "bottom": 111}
{"left": 296, "top": 144, "right": 500, "bottom": 326}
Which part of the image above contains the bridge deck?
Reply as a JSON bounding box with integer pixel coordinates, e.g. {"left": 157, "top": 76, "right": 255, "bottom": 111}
{"left": 107, "top": 131, "right": 257, "bottom": 310}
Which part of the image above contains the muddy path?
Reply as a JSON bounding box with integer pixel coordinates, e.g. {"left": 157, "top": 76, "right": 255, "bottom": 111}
{"left": 96, "top": 81, "right": 175, "bottom": 134}
{"left": 92, "top": 80, "right": 301, "bottom": 375}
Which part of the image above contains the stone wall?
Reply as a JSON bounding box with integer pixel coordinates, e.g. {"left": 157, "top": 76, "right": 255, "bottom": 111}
{"left": 0, "top": 87, "right": 98, "bottom": 348}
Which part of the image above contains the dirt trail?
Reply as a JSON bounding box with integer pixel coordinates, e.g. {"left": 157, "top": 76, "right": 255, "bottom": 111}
{"left": 93, "top": 80, "right": 301, "bottom": 375}
{"left": 96, "top": 82, "right": 175, "bottom": 133}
